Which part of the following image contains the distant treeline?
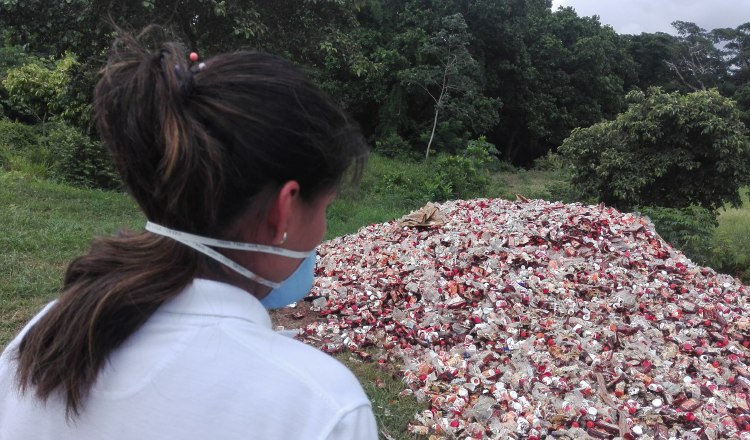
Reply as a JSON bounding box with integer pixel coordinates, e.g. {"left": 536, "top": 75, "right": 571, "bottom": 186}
{"left": 1, "top": 0, "right": 749, "bottom": 165}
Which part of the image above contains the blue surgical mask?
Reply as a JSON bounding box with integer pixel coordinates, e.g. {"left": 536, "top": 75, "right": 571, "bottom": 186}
{"left": 259, "top": 252, "right": 316, "bottom": 309}
{"left": 145, "top": 222, "right": 316, "bottom": 309}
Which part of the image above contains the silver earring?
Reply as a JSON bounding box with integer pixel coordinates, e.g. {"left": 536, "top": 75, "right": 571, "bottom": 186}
{"left": 279, "top": 232, "right": 288, "bottom": 244}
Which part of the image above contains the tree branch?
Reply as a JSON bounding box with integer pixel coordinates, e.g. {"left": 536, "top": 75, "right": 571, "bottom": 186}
{"left": 665, "top": 60, "right": 701, "bottom": 92}
{"left": 418, "top": 83, "right": 439, "bottom": 104}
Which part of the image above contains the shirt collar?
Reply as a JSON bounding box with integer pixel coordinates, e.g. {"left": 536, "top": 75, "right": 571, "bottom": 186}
{"left": 158, "top": 278, "right": 273, "bottom": 329}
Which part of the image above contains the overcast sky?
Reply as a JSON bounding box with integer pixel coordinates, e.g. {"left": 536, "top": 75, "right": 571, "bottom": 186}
{"left": 551, "top": 0, "right": 750, "bottom": 35}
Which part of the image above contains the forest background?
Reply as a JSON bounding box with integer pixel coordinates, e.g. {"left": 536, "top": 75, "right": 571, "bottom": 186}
{"left": 2, "top": 0, "right": 750, "bottom": 272}
{"left": 3, "top": 0, "right": 750, "bottom": 272}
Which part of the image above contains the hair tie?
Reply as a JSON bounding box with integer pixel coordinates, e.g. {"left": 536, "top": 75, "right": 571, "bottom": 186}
{"left": 175, "top": 63, "right": 195, "bottom": 100}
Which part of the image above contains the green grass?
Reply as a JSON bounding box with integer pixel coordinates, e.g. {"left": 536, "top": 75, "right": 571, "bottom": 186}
{"left": 326, "top": 154, "right": 442, "bottom": 239}
{"left": 0, "top": 172, "right": 143, "bottom": 346}
{"left": 711, "top": 189, "right": 750, "bottom": 281}
{"left": 338, "top": 354, "right": 427, "bottom": 440}
{"left": 487, "top": 167, "right": 577, "bottom": 203}
{"left": 490, "top": 168, "right": 551, "bottom": 199}
{"left": 327, "top": 155, "right": 574, "bottom": 240}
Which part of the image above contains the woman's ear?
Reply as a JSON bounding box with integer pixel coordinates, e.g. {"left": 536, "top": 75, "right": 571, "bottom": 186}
{"left": 267, "top": 180, "right": 300, "bottom": 244}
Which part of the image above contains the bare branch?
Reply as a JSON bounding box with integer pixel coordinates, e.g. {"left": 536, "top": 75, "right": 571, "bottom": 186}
{"left": 418, "top": 83, "right": 439, "bottom": 104}
{"left": 664, "top": 60, "right": 702, "bottom": 92}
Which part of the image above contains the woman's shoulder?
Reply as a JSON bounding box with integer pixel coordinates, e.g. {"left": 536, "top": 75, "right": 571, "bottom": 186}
{"left": 221, "top": 322, "right": 369, "bottom": 408}
{"left": 1, "top": 300, "right": 58, "bottom": 357}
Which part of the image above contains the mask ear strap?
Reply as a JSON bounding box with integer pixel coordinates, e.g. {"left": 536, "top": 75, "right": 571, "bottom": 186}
{"left": 145, "top": 223, "right": 282, "bottom": 288}
{"left": 145, "top": 222, "right": 312, "bottom": 258}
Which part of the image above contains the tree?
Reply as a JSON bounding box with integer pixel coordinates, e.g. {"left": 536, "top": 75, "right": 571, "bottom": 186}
{"left": 0, "top": 0, "right": 268, "bottom": 58}
{"left": 466, "top": 2, "right": 633, "bottom": 164}
{"left": 623, "top": 32, "right": 682, "bottom": 92}
{"left": 559, "top": 88, "right": 750, "bottom": 214}
{"left": 715, "top": 23, "right": 750, "bottom": 82}
{"left": 465, "top": 0, "right": 555, "bottom": 164}
{"left": 350, "top": 0, "right": 504, "bottom": 158}
{"left": 666, "top": 21, "right": 727, "bottom": 92}
{"left": 0, "top": 0, "right": 366, "bottom": 130}
{"left": 399, "top": 13, "right": 500, "bottom": 158}
{"left": 1, "top": 52, "right": 87, "bottom": 125}
{"left": 713, "top": 23, "right": 750, "bottom": 121}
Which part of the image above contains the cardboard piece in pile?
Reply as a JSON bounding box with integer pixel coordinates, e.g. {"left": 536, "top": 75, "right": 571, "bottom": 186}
{"left": 397, "top": 202, "right": 446, "bottom": 228}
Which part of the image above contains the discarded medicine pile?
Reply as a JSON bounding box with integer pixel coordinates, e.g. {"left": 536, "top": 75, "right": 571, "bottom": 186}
{"left": 299, "top": 198, "right": 750, "bottom": 439}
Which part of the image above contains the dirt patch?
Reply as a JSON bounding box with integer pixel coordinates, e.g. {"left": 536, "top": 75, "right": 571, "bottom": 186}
{"left": 269, "top": 298, "right": 322, "bottom": 331}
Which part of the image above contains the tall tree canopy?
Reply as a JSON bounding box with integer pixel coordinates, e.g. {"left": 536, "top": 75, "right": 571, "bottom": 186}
{"left": 0, "top": 0, "right": 364, "bottom": 59}
{"left": 464, "top": 3, "right": 633, "bottom": 163}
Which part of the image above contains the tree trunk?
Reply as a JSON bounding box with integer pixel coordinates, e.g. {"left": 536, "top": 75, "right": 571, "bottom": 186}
{"left": 425, "top": 107, "right": 440, "bottom": 159}
{"left": 426, "top": 61, "right": 451, "bottom": 159}
{"left": 504, "top": 129, "right": 518, "bottom": 163}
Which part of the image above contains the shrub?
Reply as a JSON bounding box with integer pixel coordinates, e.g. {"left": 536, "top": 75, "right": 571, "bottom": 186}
{"left": 374, "top": 169, "right": 425, "bottom": 201}
{"left": 374, "top": 131, "right": 413, "bottom": 159}
{"left": 0, "top": 45, "right": 44, "bottom": 119}
{"left": 369, "top": 138, "right": 495, "bottom": 204}
{"left": 544, "top": 178, "right": 581, "bottom": 204}
{"left": 559, "top": 88, "right": 750, "bottom": 214}
{"left": 433, "top": 154, "right": 482, "bottom": 199}
{"left": 0, "top": 118, "right": 39, "bottom": 154}
{"left": 0, "top": 118, "right": 48, "bottom": 172}
{"left": 422, "top": 175, "right": 454, "bottom": 202}
{"left": 43, "top": 122, "right": 119, "bottom": 189}
{"left": 2, "top": 52, "right": 90, "bottom": 126}
{"left": 463, "top": 136, "right": 497, "bottom": 168}
{"left": 533, "top": 151, "right": 566, "bottom": 172}
{"left": 428, "top": 137, "right": 496, "bottom": 200}
{"left": 493, "top": 160, "right": 517, "bottom": 173}
{"left": 373, "top": 153, "right": 486, "bottom": 203}
{"left": 637, "top": 205, "right": 717, "bottom": 265}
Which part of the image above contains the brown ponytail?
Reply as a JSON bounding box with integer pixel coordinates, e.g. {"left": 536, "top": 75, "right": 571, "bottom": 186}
{"left": 17, "top": 234, "right": 203, "bottom": 418}
{"left": 14, "top": 28, "right": 367, "bottom": 418}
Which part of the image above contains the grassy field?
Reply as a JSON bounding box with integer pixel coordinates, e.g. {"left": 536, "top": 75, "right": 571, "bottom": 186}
{"left": 712, "top": 190, "right": 750, "bottom": 280}
{"left": 2, "top": 157, "right": 750, "bottom": 439}
{"left": 0, "top": 172, "right": 143, "bottom": 346}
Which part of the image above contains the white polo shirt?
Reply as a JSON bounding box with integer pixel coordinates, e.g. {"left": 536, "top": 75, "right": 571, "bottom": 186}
{"left": 0, "top": 279, "right": 378, "bottom": 440}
